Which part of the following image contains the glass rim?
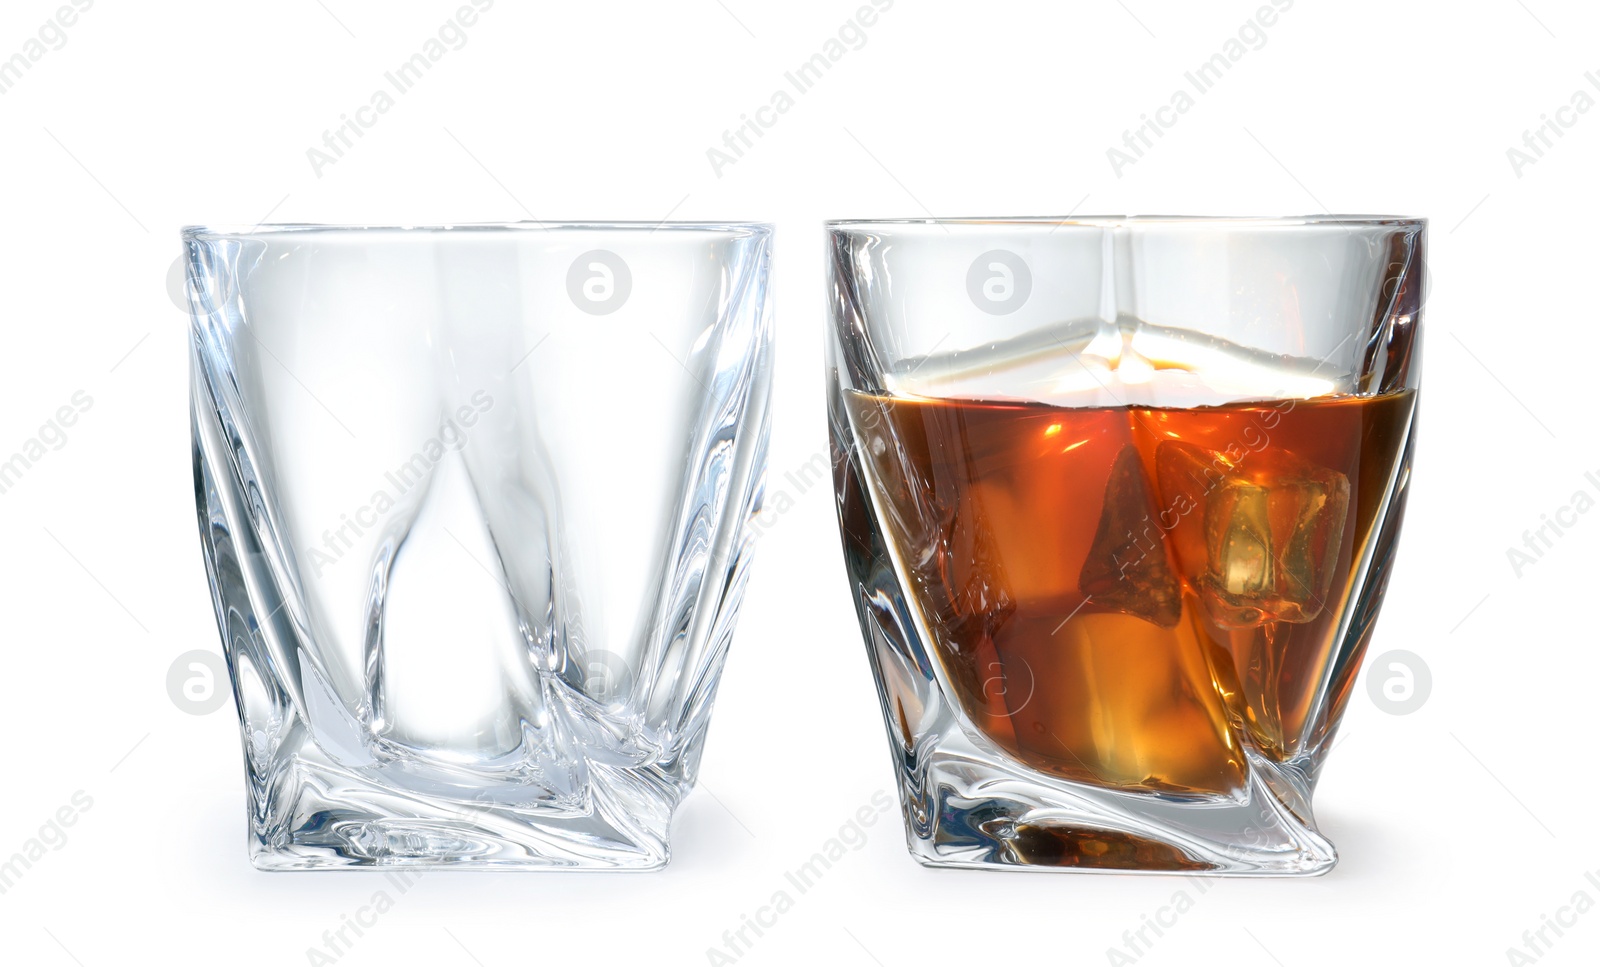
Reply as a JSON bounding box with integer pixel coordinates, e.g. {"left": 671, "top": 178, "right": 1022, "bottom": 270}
{"left": 827, "top": 214, "right": 1426, "bottom": 231}
{"left": 182, "top": 220, "right": 773, "bottom": 241}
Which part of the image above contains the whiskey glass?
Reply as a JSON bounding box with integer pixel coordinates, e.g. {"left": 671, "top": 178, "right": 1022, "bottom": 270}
{"left": 187, "top": 222, "right": 772, "bottom": 869}
{"left": 827, "top": 216, "right": 1422, "bottom": 874}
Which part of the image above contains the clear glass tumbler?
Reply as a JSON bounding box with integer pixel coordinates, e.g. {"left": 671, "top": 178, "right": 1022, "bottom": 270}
{"left": 187, "top": 222, "right": 772, "bottom": 870}
{"left": 828, "top": 216, "right": 1422, "bottom": 874}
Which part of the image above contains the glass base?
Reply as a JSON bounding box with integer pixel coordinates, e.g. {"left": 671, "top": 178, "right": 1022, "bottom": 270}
{"left": 247, "top": 756, "right": 675, "bottom": 871}
{"left": 901, "top": 738, "right": 1336, "bottom": 875}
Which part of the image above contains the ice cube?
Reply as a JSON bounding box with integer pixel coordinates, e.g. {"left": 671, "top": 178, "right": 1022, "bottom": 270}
{"left": 1155, "top": 441, "right": 1349, "bottom": 630}
{"left": 1077, "top": 445, "right": 1182, "bottom": 628}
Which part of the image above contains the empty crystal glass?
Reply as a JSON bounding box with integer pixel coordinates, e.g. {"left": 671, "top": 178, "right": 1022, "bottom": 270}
{"left": 827, "top": 216, "right": 1423, "bottom": 874}
{"left": 187, "top": 222, "right": 772, "bottom": 869}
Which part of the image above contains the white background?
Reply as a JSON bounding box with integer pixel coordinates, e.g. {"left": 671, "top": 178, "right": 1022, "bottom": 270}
{"left": 0, "top": 0, "right": 1593, "bottom": 964}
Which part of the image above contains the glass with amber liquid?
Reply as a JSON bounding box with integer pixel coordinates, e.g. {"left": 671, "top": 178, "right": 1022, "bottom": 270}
{"left": 828, "top": 217, "right": 1423, "bottom": 874}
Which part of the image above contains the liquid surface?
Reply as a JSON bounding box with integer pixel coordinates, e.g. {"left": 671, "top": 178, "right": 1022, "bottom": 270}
{"left": 846, "top": 388, "right": 1415, "bottom": 796}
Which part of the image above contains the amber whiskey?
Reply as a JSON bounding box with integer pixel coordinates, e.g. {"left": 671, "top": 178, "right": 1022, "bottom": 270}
{"left": 844, "top": 388, "right": 1415, "bottom": 797}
